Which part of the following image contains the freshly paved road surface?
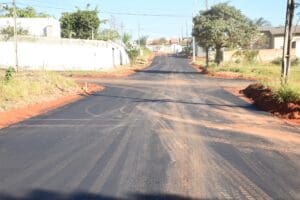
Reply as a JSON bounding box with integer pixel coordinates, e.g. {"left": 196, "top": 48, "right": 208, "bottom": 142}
{"left": 0, "top": 55, "right": 300, "bottom": 200}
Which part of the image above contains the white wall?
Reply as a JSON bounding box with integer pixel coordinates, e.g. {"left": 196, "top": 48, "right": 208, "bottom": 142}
{"left": 0, "top": 37, "right": 129, "bottom": 71}
{"left": 274, "top": 36, "right": 300, "bottom": 49}
{"left": 296, "top": 39, "right": 300, "bottom": 58}
{"left": 274, "top": 36, "right": 284, "bottom": 49}
{"left": 0, "top": 18, "right": 61, "bottom": 38}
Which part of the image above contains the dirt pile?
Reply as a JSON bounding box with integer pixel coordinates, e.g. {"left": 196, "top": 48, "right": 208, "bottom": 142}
{"left": 242, "top": 83, "right": 300, "bottom": 119}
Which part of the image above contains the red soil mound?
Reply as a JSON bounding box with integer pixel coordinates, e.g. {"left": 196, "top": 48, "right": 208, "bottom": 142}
{"left": 242, "top": 83, "right": 300, "bottom": 119}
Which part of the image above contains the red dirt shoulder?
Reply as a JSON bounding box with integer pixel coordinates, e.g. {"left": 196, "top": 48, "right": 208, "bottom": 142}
{"left": 0, "top": 83, "right": 104, "bottom": 129}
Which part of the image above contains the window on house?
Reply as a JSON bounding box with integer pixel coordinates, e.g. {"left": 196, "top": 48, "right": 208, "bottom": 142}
{"left": 292, "top": 41, "right": 296, "bottom": 48}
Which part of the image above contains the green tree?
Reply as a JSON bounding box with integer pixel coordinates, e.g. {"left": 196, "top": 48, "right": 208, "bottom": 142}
{"left": 136, "top": 35, "right": 149, "bottom": 47}
{"left": 193, "top": 3, "right": 258, "bottom": 64}
{"left": 98, "top": 29, "right": 120, "bottom": 41}
{"left": 122, "top": 33, "right": 132, "bottom": 49}
{"left": 2, "top": 6, "right": 49, "bottom": 17}
{"left": 60, "top": 7, "right": 101, "bottom": 39}
{"left": 127, "top": 48, "right": 139, "bottom": 65}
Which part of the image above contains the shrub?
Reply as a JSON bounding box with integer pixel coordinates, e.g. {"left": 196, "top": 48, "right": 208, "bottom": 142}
{"left": 291, "top": 58, "right": 300, "bottom": 66}
{"left": 4, "top": 67, "right": 16, "bottom": 82}
{"left": 235, "top": 59, "right": 241, "bottom": 64}
{"left": 127, "top": 48, "right": 139, "bottom": 65}
{"left": 274, "top": 84, "right": 300, "bottom": 103}
{"left": 243, "top": 50, "right": 259, "bottom": 63}
{"left": 271, "top": 57, "right": 300, "bottom": 66}
{"left": 271, "top": 57, "right": 282, "bottom": 65}
{"left": 232, "top": 50, "right": 259, "bottom": 64}
{"left": 183, "top": 46, "right": 192, "bottom": 56}
{"left": 209, "top": 62, "right": 217, "bottom": 68}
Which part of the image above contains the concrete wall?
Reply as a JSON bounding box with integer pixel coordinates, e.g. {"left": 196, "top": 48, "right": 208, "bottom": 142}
{"left": 0, "top": 18, "right": 61, "bottom": 38}
{"left": 223, "top": 49, "right": 297, "bottom": 62}
{"left": 0, "top": 37, "right": 129, "bottom": 71}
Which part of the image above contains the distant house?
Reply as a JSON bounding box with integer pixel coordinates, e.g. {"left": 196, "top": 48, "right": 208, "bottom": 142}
{"left": 0, "top": 18, "right": 61, "bottom": 38}
{"left": 259, "top": 26, "right": 300, "bottom": 49}
{"left": 169, "top": 38, "right": 180, "bottom": 45}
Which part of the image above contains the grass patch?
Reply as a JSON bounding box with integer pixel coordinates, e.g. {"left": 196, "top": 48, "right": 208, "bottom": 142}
{"left": 208, "top": 61, "right": 282, "bottom": 81}
{"left": 194, "top": 58, "right": 300, "bottom": 102}
{"left": 0, "top": 70, "right": 78, "bottom": 111}
{"left": 273, "top": 84, "right": 300, "bottom": 103}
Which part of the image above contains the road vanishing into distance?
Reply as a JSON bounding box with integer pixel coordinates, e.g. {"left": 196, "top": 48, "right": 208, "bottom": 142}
{"left": 0, "top": 55, "right": 300, "bottom": 200}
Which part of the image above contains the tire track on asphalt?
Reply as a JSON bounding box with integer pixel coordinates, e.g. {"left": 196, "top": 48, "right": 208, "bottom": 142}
{"left": 0, "top": 124, "right": 123, "bottom": 190}
{"left": 88, "top": 107, "right": 139, "bottom": 193}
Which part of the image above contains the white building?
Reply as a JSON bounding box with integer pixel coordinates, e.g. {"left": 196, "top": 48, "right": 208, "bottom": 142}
{"left": 0, "top": 18, "right": 61, "bottom": 38}
{"left": 259, "top": 26, "right": 300, "bottom": 49}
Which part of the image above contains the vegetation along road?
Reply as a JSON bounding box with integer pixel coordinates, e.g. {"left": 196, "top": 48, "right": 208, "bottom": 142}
{"left": 0, "top": 55, "right": 299, "bottom": 199}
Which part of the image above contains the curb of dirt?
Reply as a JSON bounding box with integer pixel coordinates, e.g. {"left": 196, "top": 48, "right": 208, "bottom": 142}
{"left": 224, "top": 86, "right": 300, "bottom": 126}
{"left": 0, "top": 83, "right": 104, "bottom": 130}
{"left": 190, "top": 61, "right": 299, "bottom": 125}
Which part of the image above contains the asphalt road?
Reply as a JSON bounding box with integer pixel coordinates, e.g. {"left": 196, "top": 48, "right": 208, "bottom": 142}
{"left": 0, "top": 55, "right": 300, "bottom": 200}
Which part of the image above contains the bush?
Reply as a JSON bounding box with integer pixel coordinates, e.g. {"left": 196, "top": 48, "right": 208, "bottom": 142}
{"left": 183, "top": 46, "right": 192, "bottom": 56}
{"left": 232, "top": 50, "right": 259, "bottom": 63}
{"left": 243, "top": 50, "right": 259, "bottom": 63}
{"left": 235, "top": 59, "right": 241, "bottom": 64}
{"left": 291, "top": 58, "right": 300, "bottom": 66}
{"left": 271, "top": 57, "right": 300, "bottom": 66}
{"left": 4, "top": 67, "right": 16, "bottom": 82}
{"left": 271, "top": 57, "right": 282, "bottom": 65}
{"left": 274, "top": 84, "right": 300, "bottom": 103}
{"left": 127, "top": 48, "right": 139, "bottom": 65}
{"left": 209, "top": 62, "right": 217, "bottom": 68}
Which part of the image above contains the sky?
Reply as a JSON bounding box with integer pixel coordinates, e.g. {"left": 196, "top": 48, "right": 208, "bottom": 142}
{"left": 15, "top": 0, "right": 288, "bottom": 39}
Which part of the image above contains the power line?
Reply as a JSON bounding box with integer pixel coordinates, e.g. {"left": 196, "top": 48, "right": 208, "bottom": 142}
{"left": 16, "top": 2, "right": 191, "bottom": 18}
{"left": 100, "top": 11, "right": 191, "bottom": 18}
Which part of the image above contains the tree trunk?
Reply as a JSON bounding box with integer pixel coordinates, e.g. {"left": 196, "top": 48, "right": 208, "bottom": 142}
{"left": 205, "top": 47, "right": 209, "bottom": 68}
{"left": 282, "top": 0, "right": 295, "bottom": 84}
{"left": 215, "top": 47, "right": 223, "bottom": 65}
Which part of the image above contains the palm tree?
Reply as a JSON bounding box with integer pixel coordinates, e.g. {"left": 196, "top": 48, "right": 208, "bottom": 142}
{"left": 254, "top": 17, "right": 271, "bottom": 27}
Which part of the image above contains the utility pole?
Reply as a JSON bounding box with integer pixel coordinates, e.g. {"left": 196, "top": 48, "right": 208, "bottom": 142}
{"left": 138, "top": 22, "right": 142, "bottom": 56}
{"left": 192, "top": 33, "right": 196, "bottom": 62}
{"left": 13, "top": 0, "right": 18, "bottom": 71}
{"left": 282, "top": 0, "right": 295, "bottom": 84}
{"left": 192, "top": 0, "right": 199, "bottom": 63}
{"left": 205, "top": 0, "right": 209, "bottom": 68}
{"left": 181, "top": 26, "right": 184, "bottom": 41}
{"left": 186, "top": 21, "right": 188, "bottom": 38}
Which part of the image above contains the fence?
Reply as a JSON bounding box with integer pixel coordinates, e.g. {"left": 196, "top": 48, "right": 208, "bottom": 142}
{"left": 0, "top": 37, "right": 129, "bottom": 71}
